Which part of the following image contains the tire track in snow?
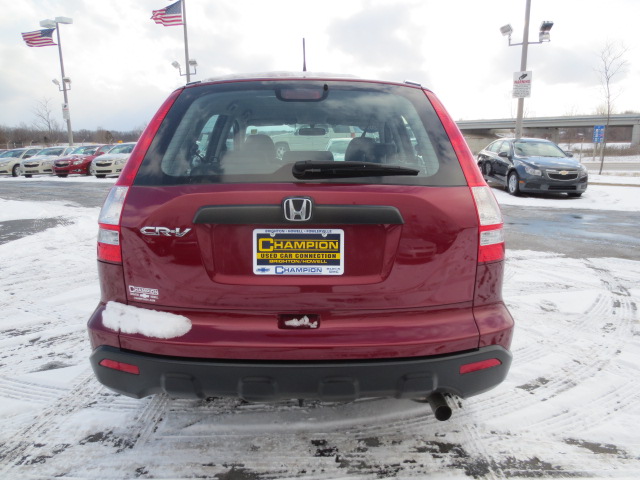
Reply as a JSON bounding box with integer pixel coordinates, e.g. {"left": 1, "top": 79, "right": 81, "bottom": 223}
{"left": 449, "top": 256, "right": 638, "bottom": 433}
{"left": 0, "top": 376, "right": 68, "bottom": 404}
{"left": 113, "top": 397, "right": 469, "bottom": 479}
{"left": 522, "top": 259, "right": 640, "bottom": 435}
{"left": 0, "top": 370, "right": 97, "bottom": 473}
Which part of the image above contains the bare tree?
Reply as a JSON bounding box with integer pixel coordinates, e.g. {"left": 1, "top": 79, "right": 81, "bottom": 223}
{"left": 11, "top": 123, "right": 37, "bottom": 148}
{"left": 596, "top": 41, "right": 628, "bottom": 173}
{"left": 32, "top": 97, "right": 62, "bottom": 145}
{"left": 0, "top": 125, "right": 9, "bottom": 149}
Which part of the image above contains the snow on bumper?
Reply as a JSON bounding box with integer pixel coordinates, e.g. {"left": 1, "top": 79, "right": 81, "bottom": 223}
{"left": 103, "top": 301, "right": 192, "bottom": 339}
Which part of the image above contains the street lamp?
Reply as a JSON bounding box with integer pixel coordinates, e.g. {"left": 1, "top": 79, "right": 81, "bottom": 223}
{"left": 500, "top": 0, "right": 553, "bottom": 139}
{"left": 40, "top": 16, "right": 74, "bottom": 146}
{"left": 171, "top": 59, "right": 198, "bottom": 79}
{"left": 52, "top": 77, "right": 71, "bottom": 91}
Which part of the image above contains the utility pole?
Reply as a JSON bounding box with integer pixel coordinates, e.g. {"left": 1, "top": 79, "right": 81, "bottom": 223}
{"left": 501, "top": 0, "right": 553, "bottom": 140}
{"left": 514, "top": 0, "right": 531, "bottom": 140}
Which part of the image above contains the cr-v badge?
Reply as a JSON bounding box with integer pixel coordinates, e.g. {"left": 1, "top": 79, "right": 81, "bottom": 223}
{"left": 140, "top": 226, "right": 192, "bottom": 237}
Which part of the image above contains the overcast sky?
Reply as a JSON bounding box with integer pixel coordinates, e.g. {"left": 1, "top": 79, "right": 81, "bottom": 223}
{"left": 1, "top": 0, "right": 639, "bottom": 132}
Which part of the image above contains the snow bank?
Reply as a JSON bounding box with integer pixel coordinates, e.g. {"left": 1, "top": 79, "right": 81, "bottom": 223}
{"left": 492, "top": 183, "right": 640, "bottom": 211}
{"left": 0, "top": 199, "right": 90, "bottom": 221}
{"left": 589, "top": 173, "right": 640, "bottom": 184}
{"left": 102, "top": 301, "right": 192, "bottom": 338}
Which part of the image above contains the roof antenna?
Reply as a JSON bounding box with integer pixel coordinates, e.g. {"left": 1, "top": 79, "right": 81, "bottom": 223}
{"left": 302, "top": 38, "right": 307, "bottom": 72}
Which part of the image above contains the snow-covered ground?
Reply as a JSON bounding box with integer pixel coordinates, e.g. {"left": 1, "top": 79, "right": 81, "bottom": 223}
{"left": 492, "top": 182, "right": 640, "bottom": 212}
{"left": 0, "top": 179, "right": 639, "bottom": 479}
{"left": 0, "top": 175, "right": 118, "bottom": 184}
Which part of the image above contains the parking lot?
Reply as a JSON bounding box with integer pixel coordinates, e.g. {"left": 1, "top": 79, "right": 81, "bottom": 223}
{"left": 0, "top": 178, "right": 638, "bottom": 479}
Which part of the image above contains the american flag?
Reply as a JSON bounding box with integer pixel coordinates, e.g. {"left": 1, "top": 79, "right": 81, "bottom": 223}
{"left": 21, "top": 29, "right": 57, "bottom": 48}
{"left": 151, "top": 1, "right": 184, "bottom": 26}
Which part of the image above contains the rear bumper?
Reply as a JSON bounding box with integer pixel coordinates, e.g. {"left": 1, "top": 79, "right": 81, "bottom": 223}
{"left": 90, "top": 344, "right": 512, "bottom": 401}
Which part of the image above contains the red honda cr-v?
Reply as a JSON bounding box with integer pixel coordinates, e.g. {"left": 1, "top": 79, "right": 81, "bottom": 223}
{"left": 88, "top": 73, "right": 513, "bottom": 420}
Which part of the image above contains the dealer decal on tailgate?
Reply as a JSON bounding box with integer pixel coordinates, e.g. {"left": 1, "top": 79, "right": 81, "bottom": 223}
{"left": 253, "top": 229, "right": 344, "bottom": 275}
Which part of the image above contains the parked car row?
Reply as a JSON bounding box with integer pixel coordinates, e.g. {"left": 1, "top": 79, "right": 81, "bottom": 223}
{"left": 2, "top": 136, "right": 587, "bottom": 198}
{"left": 0, "top": 143, "right": 137, "bottom": 179}
{"left": 0, "top": 147, "right": 43, "bottom": 176}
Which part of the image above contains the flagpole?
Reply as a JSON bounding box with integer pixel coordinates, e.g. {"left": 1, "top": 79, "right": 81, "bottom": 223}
{"left": 54, "top": 25, "right": 73, "bottom": 145}
{"left": 182, "top": 0, "right": 190, "bottom": 83}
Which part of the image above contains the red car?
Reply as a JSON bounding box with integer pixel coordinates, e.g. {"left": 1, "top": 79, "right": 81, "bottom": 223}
{"left": 88, "top": 73, "right": 513, "bottom": 421}
{"left": 53, "top": 144, "right": 113, "bottom": 177}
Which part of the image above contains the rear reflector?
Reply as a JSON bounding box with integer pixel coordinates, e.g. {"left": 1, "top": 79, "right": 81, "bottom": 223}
{"left": 460, "top": 358, "right": 502, "bottom": 375}
{"left": 99, "top": 359, "right": 140, "bottom": 375}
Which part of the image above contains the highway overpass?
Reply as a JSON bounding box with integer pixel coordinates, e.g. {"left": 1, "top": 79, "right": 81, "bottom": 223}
{"left": 457, "top": 114, "right": 640, "bottom": 151}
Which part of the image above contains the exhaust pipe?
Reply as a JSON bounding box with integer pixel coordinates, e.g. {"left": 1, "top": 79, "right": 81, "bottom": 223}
{"left": 413, "top": 393, "right": 452, "bottom": 421}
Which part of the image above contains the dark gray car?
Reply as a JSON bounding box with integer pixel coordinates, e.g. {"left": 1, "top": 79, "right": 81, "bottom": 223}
{"left": 477, "top": 138, "right": 588, "bottom": 197}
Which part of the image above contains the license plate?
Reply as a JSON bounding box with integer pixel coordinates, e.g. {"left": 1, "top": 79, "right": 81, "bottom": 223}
{"left": 253, "top": 229, "right": 344, "bottom": 275}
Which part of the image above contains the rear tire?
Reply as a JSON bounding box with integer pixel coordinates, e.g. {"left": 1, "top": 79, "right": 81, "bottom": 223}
{"left": 507, "top": 171, "right": 520, "bottom": 196}
{"left": 11, "top": 164, "right": 20, "bottom": 177}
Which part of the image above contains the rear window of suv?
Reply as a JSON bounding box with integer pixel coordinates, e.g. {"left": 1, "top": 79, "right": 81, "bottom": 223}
{"left": 134, "top": 80, "right": 466, "bottom": 186}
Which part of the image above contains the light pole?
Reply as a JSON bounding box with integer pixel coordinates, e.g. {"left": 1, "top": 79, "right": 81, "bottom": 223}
{"left": 40, "top": 16, "right": 73, "bottom": 146}
{"left": 500, "top": 0, "right": 553, "bottom": 139}
{"left": 171, "top": 59, "right": 198, "bottom": 80}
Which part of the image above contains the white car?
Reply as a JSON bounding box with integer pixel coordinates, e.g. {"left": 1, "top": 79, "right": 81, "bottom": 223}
{"left": 0, "top": 147, "right": 42, "bottom": 176}
{"left": 90, "top": 143, "right": 136, "bottom": 178}
{"left": 19, "top": 146, "right": 74, "bottom": 177}
{"left": 325, "top": 138, "right": 352, "bottom": 161}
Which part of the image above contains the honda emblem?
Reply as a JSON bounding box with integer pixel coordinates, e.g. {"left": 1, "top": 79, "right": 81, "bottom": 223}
{"left": 283, "top": 197, "right": 313, "bottom": 222}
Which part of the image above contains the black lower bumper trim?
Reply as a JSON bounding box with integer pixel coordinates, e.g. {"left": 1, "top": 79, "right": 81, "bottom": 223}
{"left": 90, "top": 345, "right": 512, "bottom": 402}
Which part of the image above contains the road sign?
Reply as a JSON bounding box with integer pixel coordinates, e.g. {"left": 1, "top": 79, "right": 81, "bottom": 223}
{"left": 513, "top": 71, "right": 532, "bottom": 98}
{"left": 593, "top": 125, "right": 605, "bottom": 143}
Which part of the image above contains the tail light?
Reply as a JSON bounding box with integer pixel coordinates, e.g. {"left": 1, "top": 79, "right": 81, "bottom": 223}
{"left": 97, "top": 186, "right": 129, "bottom": 264}
{"left": 471, "top": 186, "right": 505, "bottom": 263}
{"left": 96, "top": 89, "right": 181, "bottom": 264}
{"left": 116, "top": 88, "right": 182, "bottom": 187}
{"left": 424, "top": 89, "right": 504, "bottom": 263}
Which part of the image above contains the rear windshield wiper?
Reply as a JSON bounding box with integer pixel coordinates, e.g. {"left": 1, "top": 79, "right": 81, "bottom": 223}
{"left": 292, "top": 161, "right": 419, "bottom": 179}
